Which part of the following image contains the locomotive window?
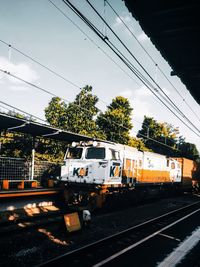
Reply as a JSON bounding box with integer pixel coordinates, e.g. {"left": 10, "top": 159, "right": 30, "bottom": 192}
{"left": 171, "top": 162, "right": 175, "bottom": 169}
{"left": 66, "top": 148, "right": 83, "bottom": 159}
{"left": 85, "top": 147, "right": 105, "bottom": 159}
{"left": 109, "top": 149, "right": 120, "bottom": 160}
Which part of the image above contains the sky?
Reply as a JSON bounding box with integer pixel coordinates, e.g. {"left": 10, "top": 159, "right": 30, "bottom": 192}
{"left": 0, "top": 0, "right": 200, "bottom": 152}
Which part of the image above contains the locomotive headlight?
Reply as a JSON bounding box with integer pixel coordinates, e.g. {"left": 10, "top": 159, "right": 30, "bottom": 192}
{"left": 80, "top": 141, "right": 86, "bottom": 146}
{"left": 72, "top": 142, "right": 77, "bottom": 147}
{"left": 93, "top": 141, "right": 98, "bottom": 147}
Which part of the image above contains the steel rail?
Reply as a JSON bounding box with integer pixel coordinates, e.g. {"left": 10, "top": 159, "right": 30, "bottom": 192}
{"left": 38, "top": 200, "right": 200, "bottom": 267}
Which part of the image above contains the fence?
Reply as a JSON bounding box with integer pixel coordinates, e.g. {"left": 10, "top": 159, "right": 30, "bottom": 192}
{"left": 0, "top": 156, "right": 61, "bottom": 183}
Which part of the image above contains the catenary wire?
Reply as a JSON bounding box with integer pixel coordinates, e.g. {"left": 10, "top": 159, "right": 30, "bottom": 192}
{"left": 0, "top": 103, "right": 178, "bottom": 151}
{"left": 0, "top": 39, "right": 81, "bottom": 90}
{"left": 62, "top": 0, "right": 200, "bottom": 137}
{"left": 47, "top": 0, "right": 141, "bottom": 87}
{"left": 0, "top": 2, "right": 197, "bottom": 147}
{"left": 49, "top": 0, "right": 174, "bottom": 113}
{"left": 0, "top": 36, "right": 169, "bottom": 134}
{"left": 0, "top": 68, "right": 94, "bottom": 115}
{"left": 46, "top": 2, "right": 183, "bottom": 132}
{"left": 105, "top": 0, "right": 200, "bottom": 122}
{"left": 0, "top": 68, "right": 180, "bottom": 150}
{"left": 83, "top": 0, "right": 200, "bottom": 131}
{"left": 0, "top": 100, "right": 47, "bottom": 124}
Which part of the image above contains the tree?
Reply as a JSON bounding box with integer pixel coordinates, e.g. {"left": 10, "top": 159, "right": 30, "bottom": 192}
{"left": 0, "top": 132, "right": 33, "bottom": 158}
{"left": 45, "top": 85, "right": 104, "bottom": 139}
{"left": 178, "top": 141, "right": 199, "bottom": 160}
{"left": 45, "top": 97, "right": 68, "bottom": 129}
{"left": 97, "top": 96, "right": 133, "bottom": 144}
{"left": 137, "top": 116, "right": 200, "bottom": 159}
{"left": 34, "top": 138, "right": 67, "bottom": 163}
{"left": 137, "top": 116, "right": 179, "bottom": 155}
{"left": 65, "top": 85, "right": 105, "bottom": 138}
{"left": 128, "top": 137, "right": 150, "bottom": 151}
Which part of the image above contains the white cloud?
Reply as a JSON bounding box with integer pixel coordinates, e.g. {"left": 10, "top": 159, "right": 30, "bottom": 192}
{"left": 118, "top": 89, "right": 133, "bottom": 98}
{"left": 118, "top": 86, "right": 153, "bottom": 125}
{"left": 134, "top": 85, "right": 151, "bottom": 97}
{"left": 137, "top": 32, "right": 149, "bottom": 42}
{"left": 131, "top": 98, "right": 153, "bottom": 120}
{"left": 0, "top": 57, "right": 39, "bottom": 85}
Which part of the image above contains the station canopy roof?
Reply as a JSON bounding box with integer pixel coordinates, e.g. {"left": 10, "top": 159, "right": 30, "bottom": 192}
{"left": 124, "top": 0, "right": 200, "bottom": 105}
{"left": 0, "top": 113, "right": 94, "bottom": 142}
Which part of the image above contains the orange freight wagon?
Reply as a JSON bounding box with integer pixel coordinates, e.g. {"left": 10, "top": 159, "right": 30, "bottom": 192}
{"left": 173, "top": 158, "right": 196, "bottom": 189}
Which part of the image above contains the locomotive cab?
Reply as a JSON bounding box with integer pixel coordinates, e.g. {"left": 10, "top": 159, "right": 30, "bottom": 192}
{"left": 61, "top": 141, "right": 123, "bottom": 185}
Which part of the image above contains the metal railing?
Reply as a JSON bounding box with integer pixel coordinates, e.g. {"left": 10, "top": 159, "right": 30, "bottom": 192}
{"left": 0, "top": 156, "right": 60, "bottom": 182}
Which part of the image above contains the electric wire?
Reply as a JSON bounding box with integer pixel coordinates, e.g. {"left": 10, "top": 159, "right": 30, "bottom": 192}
{"left": 62, "top": 0, "right": 200, "bottom": 137}
{"left": 105, "top": 0, "right": 200, "bottom": 122}
{"left": 0, "top": 37, "right": 164, "bottom": 135}
{"left": 47, "top": 0, "right": 140, "bottom": 87}
{"left": 0, "top": 104, "right": 10, "bottom": 112}
{"left": 0, "top": 2, "right": 174, "bottom": 138}
{"left": 0, "top": 2, "right": 197, "bottom": 148}
{"left": 48, "top": 0, "right": 177, "bottom": 112}
{"left": 0, "top": 104, "right": 178, "bottom": 151}
{"left": 0, "top": 39, "right": 81, "bottom": 90}
{"left": 0, "top": 100, "right": 47, "bottom": 124}
{"left": 0, "top": 68, "right": 93, "bottom": 115}
{"left": 0, "top": 68, "right": 179, "bottom": 150}
{"left": 84, "top": 0, "right": 200, "bottom": 132}
{"left": 1, "top": 3, "right": 198, "bottom": 142}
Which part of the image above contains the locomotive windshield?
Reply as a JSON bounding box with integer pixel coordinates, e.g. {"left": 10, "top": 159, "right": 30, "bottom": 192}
{"left": 66, "top": 147, "right": 83, "bottom": 159}
{"left": 85, "top": 147, "right": 105, "bottom": 159}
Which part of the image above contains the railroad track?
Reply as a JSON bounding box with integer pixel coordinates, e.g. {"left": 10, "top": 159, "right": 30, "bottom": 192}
{"left": 0, "top": 190, "right": 65, "bottom": 235}
{"left": 0, "top": 210, "right": 63, "bottom": 235}
{"left": 38, "top": 200, "right": 200, "bottom": 267}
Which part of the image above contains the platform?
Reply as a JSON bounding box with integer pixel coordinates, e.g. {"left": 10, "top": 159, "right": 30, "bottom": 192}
{"left": 0, "top": 187, "right": 61, "bottom": 198}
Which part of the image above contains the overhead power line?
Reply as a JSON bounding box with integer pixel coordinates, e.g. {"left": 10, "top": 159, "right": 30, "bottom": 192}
{"left": 0, "top": 37, "right": 162, "bottom": 136}
{"left": 48, "top": 0, "right": 141, "bottom": 87}
{"left": 0, "top": 68, "right": 95, "bottom": 115}
{"left": 0, "top": 68, "right": 180, "bottom": 150}
{"left": 61, "top": 0, "right": 200, "bottom": 138}
{"left": 47, "top": 1, "right": 184, "bottom": 134}
{"left": 0, "top": 3, "right": 197, "bottom": 149}
{"left": 0, "top": 100, "right": 47, "bottom": 124}
{"left": 105, "top": 0, "right": 200, "bottom": 123}
{"left": 0, "top": 39, "right": 81, "bottom": 89}
{"left": 48, "top": 0, "right": 180, "bottom": 114}
{"left": 0, "top": 36, "right": 173, "bottom": 135}
{"left": 84, "top": 0, "right": 200, "bottom": 132}
{"left": 0, "top": 101, "right": 178, "bottom": 151}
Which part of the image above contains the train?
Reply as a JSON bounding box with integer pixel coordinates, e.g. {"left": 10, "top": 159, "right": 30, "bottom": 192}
{"left": 60, "top": 140, "right": 199, "bottom": 209}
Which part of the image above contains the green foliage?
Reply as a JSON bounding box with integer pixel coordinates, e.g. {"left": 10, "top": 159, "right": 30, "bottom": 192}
{"left": 97, "top": 96, "right": 133, "bottom": 144}
{"left": 0, "top": 132, "right": 66, "bottom": 162}
{"left": 45, "top": 97, "right": 68, "bottom": 129}
{"left": 137, "top": 116, "right": 179, "bottom": 155}
{"left": 64, "top": 85, "right": 104, "bottom": 138}
{"left": 34, "top": 138, "right": 67, "bottom": 163}
{"left": 178, "top": 141, "right": 199, "bottom": 160}
{"left": 0, "top": 132, "right": 33, "bottom": 158}
{"left": 45, "top": 85, "right": 105, "bottom": 139}
{"left": 137, "top": 116, "right": 200, "bottom": 159}
{"left": 128, "top": 137, "right": 150, "bottom": 151}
